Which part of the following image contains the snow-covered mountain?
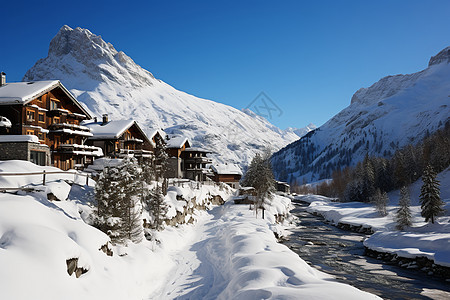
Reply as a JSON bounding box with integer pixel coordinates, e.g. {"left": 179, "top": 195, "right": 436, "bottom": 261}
{"left": 23, "top": 25, "right": 312, "bottom": 166}
{"left": 272, "top": 47, "right": 450, "bottom": 184}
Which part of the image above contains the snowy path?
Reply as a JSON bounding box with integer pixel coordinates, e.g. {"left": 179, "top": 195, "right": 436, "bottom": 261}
{"left": 145, "top": 199, "right": 380, "bottom": 300}
{"left": 146, "top": 204, "right": 229, "bottom": 299}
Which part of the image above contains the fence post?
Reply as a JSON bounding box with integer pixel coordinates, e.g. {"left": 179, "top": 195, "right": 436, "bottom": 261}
{"left": 42, "top": 170, "right": 46, "bottom": 186}
{"left": 86, "top": 174, "right": 89, "bottom": 186}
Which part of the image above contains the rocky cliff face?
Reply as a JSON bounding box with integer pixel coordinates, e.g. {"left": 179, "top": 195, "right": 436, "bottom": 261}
{"left": 272, "top": 48, "right": 450, "bottom": 184}
{"left": 24, "top": 26, "right": 312, "bottom": 167}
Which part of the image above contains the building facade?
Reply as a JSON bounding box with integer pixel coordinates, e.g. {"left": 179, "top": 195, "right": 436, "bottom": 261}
{"left": 82, "top": 115, "right": 153, "bottom": 160}
{"left": 0, "top": 79, "right": 101, "bottom": 170}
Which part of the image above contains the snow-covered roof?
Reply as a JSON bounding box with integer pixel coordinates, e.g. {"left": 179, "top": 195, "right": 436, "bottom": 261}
{"left": 183, "top": 147, "right": 211, "bottom": 153}
{"left": 147, "top": 129, "right": 165, "bottom": 140}
{"left": 211, "top": 163, "right": 243, "bottom": 176}
{"left": 82, "top": 120, "right": 135, "bottom": 139}
{"left": 0, "top": 80, "right": 91, "bottom": 118}
{"left": 166, "top": 136, "right": 190, "bottom": 149}
{"left": 0, "top": 135, "right": 40, "bottom": 143}
{"left": 82, "top": 120, "right": 151, "bottom": 145}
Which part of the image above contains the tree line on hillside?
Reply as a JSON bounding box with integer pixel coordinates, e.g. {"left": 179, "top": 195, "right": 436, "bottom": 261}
{"left": 94, "top": 135, "right": 169, "bottom": 245}
{"left": 305, "top": 122, "right": 449, "bottom": 200}
{"left": 295, "top": 121, "right": 449, "bottom": 226}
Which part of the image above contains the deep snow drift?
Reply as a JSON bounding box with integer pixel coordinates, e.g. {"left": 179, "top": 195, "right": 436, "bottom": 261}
{"left": 23, "top": 25, "right": 313, "bottom": 168}
{"left": 0, "top": 160, "right": 379, "bottom": 299}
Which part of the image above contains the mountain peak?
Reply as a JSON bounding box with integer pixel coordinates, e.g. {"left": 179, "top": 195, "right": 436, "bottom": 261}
{"left": 49, "top": 25, "right": 116, "bottom": 58}
{"left": 429, "top": 46, "right": 450, "bottom": 67}
{"left": 24, "top": 25, "right": 154, "bottom": 87}
{"left": 22, "top": 26, "right": 301, "bottom": 168}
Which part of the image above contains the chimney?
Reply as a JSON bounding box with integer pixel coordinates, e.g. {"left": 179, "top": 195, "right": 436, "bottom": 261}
{"left": 93, "top": 117, "right": 97, "bottom": 123}
{"left": 102, "top": 114, "right": 108, "bottom": 125}
{"left": 0, "top": 72, "right": 5, "bottom": 87}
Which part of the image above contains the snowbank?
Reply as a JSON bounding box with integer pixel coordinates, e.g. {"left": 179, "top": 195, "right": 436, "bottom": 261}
{"left": 295, "top": 168, "right": 450, "bottom": 268}
{"left": 208, "top": 202, "right": 379, "bottom": 299}
{"left": 0, "top": 160, "right": 378, "bottom": 299}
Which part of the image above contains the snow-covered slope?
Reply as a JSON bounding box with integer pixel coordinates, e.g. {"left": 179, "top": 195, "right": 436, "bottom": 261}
{"left": 23, "top": 25, "right": 310, "bottom": 167}
{"left": 272, "top": 47, "right": 450, "bottom": 183}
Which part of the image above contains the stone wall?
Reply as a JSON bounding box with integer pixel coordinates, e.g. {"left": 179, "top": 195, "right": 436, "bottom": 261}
{"left": 0, "top": 142, "right": 50, "bottom": 166}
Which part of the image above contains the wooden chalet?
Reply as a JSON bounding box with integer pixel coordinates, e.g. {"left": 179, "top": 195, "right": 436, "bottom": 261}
{"left": 181, "top": 147, "right": 213, "bottom": 181}
{"left": 82, "top": 115, "right": 153, "bottom": 159}
{"left": 165, "top": 136, "right": 190, "bottom": 178}
{"left": 0, "top": 76, "right": 102, "bottom": 170}
{"left": 210, "top": 163, "right": 242, "bottom": 189}
{"left": 276, "top": 181, "right": 290, "bottom": 194}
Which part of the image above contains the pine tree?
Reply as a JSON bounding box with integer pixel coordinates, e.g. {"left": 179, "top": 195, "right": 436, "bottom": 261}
{"left": 146, "top": 184, "right": 168, "bottom": 230}
{"left": 373, "top": 188, "right": 388, "bottom": 217}
{"left": 419, "top": 164, "right": 444, "bottom": 224}
{"left": 154, "top": 134, "right": 169, "bottom": 181}
{"left": 119, "top": 156, "right": 144, "bottom": 243}
{"left": 95, "top": 165, "right": 123, "bottom": 241}
{"left": 396, "top": 186, "right": 412, "bottom": 230}
{"left": 95, "top": 157, "right": 143, "bottom": 244}
{"left": 243, "top": 149, "right": 275, "bottom": 218}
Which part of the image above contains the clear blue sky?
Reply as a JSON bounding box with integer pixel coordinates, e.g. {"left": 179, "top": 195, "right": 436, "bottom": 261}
{"left": 2, "top": 0, "right": 450, "bottom": 129}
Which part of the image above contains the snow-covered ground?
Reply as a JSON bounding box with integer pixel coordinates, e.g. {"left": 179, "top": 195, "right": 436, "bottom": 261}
{"left": 295, "top": 167, "right": 450, "bottom": 268}
{"left": 0, "top": 160, "right": 379, "bottom": 299}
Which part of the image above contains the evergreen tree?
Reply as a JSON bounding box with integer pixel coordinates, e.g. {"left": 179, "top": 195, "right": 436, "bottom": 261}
{"left": 243, "top": 149, "right": 275, "bottom": 218}
{"left": 141, "top": 158, "right": 155, "bottom": 185}
{"left": 373, "top": 188, "right": 388, "bottom": 217}
{"left": 119, "top": 156, "right": 144, "bottom": 243}
{"left": 95, "top": 157, "right": 143, "bottom": 244}
{"left": 95, "top": 165, "right": 124, "bottom": 241}
{"left": 154, "top": 134, "right": 169, "bottom": 180}
{"left": 419, "top": 165, "right": 444, "bottom": 224}
{"left": 396, "top": 186, "right": 412, "bottom": 230}
{"left": 146, "top": 184, "right": 168, "bottom": 230}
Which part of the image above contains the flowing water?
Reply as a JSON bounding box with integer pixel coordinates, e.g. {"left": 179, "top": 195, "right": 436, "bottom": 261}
{"left": 282, "top": 202, "right": 450, "bottom": 300}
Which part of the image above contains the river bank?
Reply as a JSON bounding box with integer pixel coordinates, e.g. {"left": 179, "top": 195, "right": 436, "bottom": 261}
{"left": 283, "top": 202, "right": 450, "bottom": 300}
{"left": 293, "top": 195, "right": 450, "bottom": 281}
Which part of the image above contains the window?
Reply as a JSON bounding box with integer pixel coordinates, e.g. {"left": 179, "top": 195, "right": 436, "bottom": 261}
{"left": 26, "top": 110, "right": 35, "bottom": 121}
{"left": 37, "top": 96, "right": 42, "bottom": 102}
{"left": 38, "top": 132, "right": 44, "bottom": 141}
{"left": 53, "top": 117, "right": 60, "bottom": 124}
{"left": 26, "top": 130, "right": 35, "bottom": 136}
{"left": 50, "top": 100, "right": 58, "bottom": 110}
{"left": 54, "top": 136, "right": 60, "bottom": 147}
{"left": 38, "top": 112, "right": 45, "bottom": 122}
{"left": 30, "top": 151, "right": 46, "bottom": 166}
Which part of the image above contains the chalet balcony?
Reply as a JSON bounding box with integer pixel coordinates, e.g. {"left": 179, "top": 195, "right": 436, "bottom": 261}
{"left": 55, "top": 143, "right": 103, "bottom": 157}
{"left": 47, "top": 108, "right": 70, "bottom": 117}
{"left": 48, "top": 123, "right": 93, "bottom": 137}
{"left": 123, "top": 137, "right": 144, "bottom": 143}
{"left": 118, "top": 149, "right": 153, "bottom": 158}
{"left": 184, "top": 157, "right": 212, "bottom": 164}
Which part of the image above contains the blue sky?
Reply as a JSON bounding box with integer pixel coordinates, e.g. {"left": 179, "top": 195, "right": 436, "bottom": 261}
{"left": 2, "top": 0, "right": 450, "bottom": 129}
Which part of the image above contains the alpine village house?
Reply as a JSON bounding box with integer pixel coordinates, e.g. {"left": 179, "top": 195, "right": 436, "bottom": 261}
{"left": 0, "top": 76, "right": 101, "bottom": 170}
{"left": 0, "top": 74, "right": 244, "bottom": 188}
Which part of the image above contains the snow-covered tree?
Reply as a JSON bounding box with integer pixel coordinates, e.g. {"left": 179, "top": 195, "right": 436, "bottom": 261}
{"left": 396, "top": 186, "right": 412, "bottom": 230}
{"left": 146, "top": 184, "right": 168, "bottom": 230}
{"left": 243, "top": 149, "right": 275, "bottom": 218}
{"left": 372, "top": 188, "right": 388, "bottom": 217}
{"left": 141, "top": 158, "right": 155, "bottom": 185}
{"left": 95, "top": 156, "right": 143, "bottom": 244}
{"left": 154, "top": 134, "right": 168, "bottom": 181}
{"left": 419, "top": 164, "right": 444, "bottom": 224}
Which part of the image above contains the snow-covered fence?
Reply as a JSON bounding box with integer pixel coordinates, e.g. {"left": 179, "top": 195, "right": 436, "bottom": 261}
{"left": 168, "top": 178, "right": 220, "bottom": 190}
{"left": 0, "top": 170, "right": 91, "bottom": 192}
